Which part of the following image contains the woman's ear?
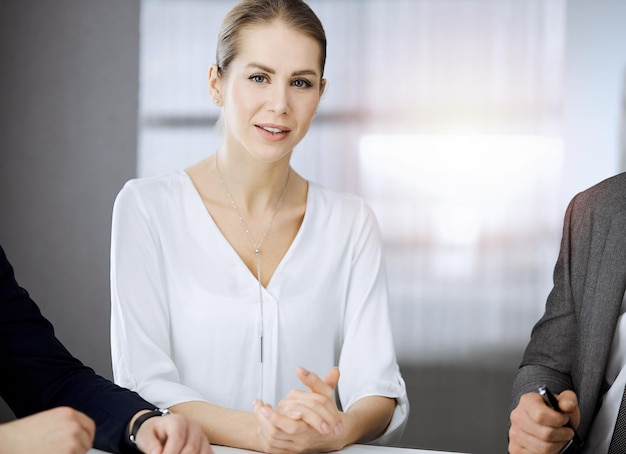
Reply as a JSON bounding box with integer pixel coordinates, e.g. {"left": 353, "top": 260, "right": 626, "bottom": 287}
{"left": 208, "top": 64, "right": 222, "bottom": 106}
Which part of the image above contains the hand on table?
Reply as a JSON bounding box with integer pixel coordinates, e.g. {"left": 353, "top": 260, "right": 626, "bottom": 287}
{"left": 509, "top": 389, "right": 580, "bottom": 454}
{"left": 278, "top": 367, "right": 343, "bottom": 436}
{"left": 0, "top": 406, "right": 95, "bottom": 454}
{"left": 253, "top": 366, "right": 345, "bottom": 453}
{"left": 133, "top": 411, "right": 213, "bottom": 454}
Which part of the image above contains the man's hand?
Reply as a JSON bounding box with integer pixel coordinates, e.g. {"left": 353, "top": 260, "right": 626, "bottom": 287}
{"left": 0, "top": 406, "right": 95, "bottom": 454}
{"left": 133, "top": 411, "right": 213, "bottom": 454}
{"left": 509, "top": 390, "right": 580, "bottom": 454}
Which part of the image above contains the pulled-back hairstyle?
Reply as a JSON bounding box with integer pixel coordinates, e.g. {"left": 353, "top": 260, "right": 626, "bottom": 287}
{"left": 216, "top": 0, "right": 327, "bottom": 78}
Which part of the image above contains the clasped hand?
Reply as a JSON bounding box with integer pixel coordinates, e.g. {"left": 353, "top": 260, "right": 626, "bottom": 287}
{"left": 253, "top": 366, "right": 344, "bottom": 453}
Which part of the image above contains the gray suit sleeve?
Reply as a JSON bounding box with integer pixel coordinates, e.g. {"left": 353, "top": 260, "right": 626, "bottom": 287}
{"left": 510, "top": 194, "right": 582, "bottom": 411}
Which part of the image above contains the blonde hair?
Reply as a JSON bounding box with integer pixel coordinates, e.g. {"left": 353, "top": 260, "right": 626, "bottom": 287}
{"left": 216, "top": 0, "right": 327, "bottom": 78}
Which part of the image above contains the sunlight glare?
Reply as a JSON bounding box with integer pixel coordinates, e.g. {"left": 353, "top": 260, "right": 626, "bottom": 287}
{"left": 358, "top": 134, "right": 564, "bottom": 246}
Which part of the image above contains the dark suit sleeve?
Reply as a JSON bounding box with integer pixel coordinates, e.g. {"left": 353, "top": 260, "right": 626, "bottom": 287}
{"left": 0, "top": 245, "right": 153, "bottom": 453}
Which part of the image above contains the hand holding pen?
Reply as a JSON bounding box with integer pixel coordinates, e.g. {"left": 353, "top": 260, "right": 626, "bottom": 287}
{"left": 509, "top": 386, "right": 582, "bottom": 454}
{"left": 538, "top": 386, "right": 583, "bottom": 452}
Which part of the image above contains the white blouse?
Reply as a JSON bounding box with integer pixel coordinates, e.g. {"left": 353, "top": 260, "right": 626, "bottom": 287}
{"left": 110, "top": 170, "right": 409, "bottom": 444}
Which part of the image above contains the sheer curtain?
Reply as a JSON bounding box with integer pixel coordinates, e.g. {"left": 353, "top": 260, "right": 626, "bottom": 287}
{"left": 139, "top": 0, "right": 566, "bottom": 363}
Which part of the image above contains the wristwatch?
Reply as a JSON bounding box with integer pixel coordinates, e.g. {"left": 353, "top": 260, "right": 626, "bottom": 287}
{"left": 129, "top": 408, "right": 171, "bottom": 446}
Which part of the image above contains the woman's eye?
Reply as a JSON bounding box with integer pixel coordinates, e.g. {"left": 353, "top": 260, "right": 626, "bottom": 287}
{"left": 250, "top": 74, "right": 267, "bottom": 83}
{"left": 292, "top": 78, "right": 312, "bottom": 88}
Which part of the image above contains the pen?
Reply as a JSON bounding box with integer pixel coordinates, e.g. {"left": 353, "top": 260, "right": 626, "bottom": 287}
{"left": 538, "top": 385, "right": 583, "bottom": 450}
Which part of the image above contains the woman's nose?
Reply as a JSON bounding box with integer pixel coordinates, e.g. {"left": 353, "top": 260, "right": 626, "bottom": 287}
{"left": 266, "top": 85, "right": 289, "bottom": 114}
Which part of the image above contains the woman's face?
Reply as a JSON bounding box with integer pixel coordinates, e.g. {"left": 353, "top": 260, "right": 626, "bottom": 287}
{"left": 212, "top": 20, "right": 325, "bottom": 164}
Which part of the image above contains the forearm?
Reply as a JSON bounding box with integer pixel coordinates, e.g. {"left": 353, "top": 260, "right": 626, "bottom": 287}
{"left": 170, "top": 400, "right": 260, "bottom": 450}
{"left": 340, "top": 396, "right": 395, "bottom": 446}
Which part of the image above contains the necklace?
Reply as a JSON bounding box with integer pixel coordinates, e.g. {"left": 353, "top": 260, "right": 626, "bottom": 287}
{"left": 216, "top": 159, "right": 289, "bottom": 260}
{"left": 215, "top": 156, "right": 290, "bottom": 368}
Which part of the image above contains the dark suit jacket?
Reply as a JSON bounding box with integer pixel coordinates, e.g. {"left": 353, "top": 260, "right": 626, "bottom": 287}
{"left": 0, "top": 244, "right": 152, "bottom": 453}
{"left": 511, "top": 172, "right": 626, "bottom": 450}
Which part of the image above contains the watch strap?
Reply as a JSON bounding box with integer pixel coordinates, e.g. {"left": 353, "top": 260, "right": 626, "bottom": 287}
{"left": 129, "top": 408, "right": 171, "bottom": 445}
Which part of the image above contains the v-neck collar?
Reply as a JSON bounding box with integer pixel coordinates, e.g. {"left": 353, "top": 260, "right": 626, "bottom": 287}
{"left": 181, "top": 169, "right": 312, "bottom": 292}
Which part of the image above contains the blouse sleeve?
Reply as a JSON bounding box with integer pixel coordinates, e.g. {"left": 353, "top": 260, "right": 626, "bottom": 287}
{"left": 337, "top": 200, "right": 409, "bottom": 445}
{"left": 110, "top": 181, "right": 205, "bottom": 407}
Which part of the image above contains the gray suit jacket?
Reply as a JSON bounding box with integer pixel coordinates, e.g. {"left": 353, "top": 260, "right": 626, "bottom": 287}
{"left": 511, "top": 172, "right": 626, "bottom": 448}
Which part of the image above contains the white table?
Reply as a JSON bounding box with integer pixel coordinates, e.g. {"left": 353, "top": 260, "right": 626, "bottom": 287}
{"left": 212, "top": 445, "right": 463, "bottom": 454}
{"left": 90, "top": 444, "right": 464, "bottom": 454}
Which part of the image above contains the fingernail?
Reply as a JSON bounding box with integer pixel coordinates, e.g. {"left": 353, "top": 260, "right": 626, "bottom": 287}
{"left": 290, "top": 411, "right": 302, "bottom": 418}
{"left": 299, "top": 367, "right": 310, "bottom": 376}
{"left": 321, "top": 422, "right": 331, "bottom": 434}
{"left": 261, "top": 407, "right": 270, "bottom": 418}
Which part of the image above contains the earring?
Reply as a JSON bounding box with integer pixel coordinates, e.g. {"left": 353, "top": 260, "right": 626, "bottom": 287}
{"left": 214, "top": 98, "right": 221, "bottom": 105}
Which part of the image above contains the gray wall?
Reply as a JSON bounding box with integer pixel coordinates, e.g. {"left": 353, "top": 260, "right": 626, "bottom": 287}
{"left": 0, "top": 0, "right": 139, "bottom": 420}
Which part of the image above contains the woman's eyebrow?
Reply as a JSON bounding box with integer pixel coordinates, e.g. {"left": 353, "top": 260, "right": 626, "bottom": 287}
{"left": 292, "top": 69, "right": 319, "bottom": 77}
{"left": 245, "top": 62, "right": 319, "bottom": 78}
{"left": 246, "top": 62, "right": 275, "bottom": 73}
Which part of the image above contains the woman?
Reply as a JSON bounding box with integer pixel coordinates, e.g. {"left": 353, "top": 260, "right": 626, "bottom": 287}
{"left": 110, "top": 1, "right": 408, "bottom": 452}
